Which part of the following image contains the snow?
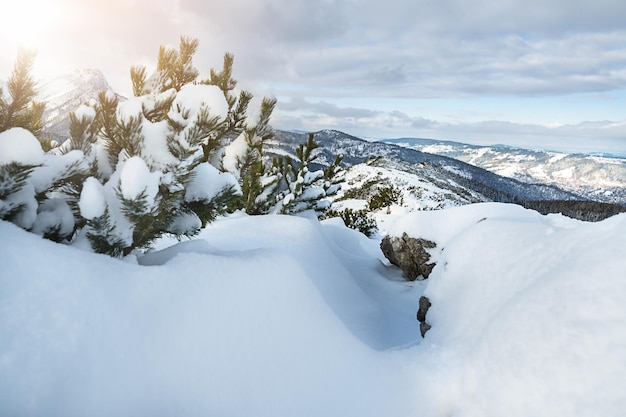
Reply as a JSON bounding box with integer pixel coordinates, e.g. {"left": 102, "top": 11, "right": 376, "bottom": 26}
{"left": 78, "top": 177, "right": 106, "bottom": 219}
{"left": 118, "top": 156, "right": 160, "bottom": 203}
{"left": 30, "top": 198, "right": 75, "bottom": 237}
{"left": 388, "top": 202, "right": 544, "bottom": 245}
{"left": 221, "top": 132, "right": 249, "bottom": 177}
{"left": 553, "top": 166, "right": 576, "bottom": 179}
{"left": 141, "top": 120, "right": 177, "bottom": 170}
{"left": 185, "top": 162, "right": 240, "bottom": 202}
{"left": 73, "top": 103, "right": 96, "bottom": 121}
{"left": 30, "top": 150, "right": 85, "bottom": 193}
{"left": 170, "top": 84, "right": 229, "bottom": 122}
{"left": 116, "top": 96, "right": 144, "bottom": 123}
{"left": 2, "top": 204, "right": 626, "bottom": 416}
{"left": 3, "top": 183, "right": 38, "bottom": 229}
{"left": 0, "top": 127, "right": 44, "bottom": 165}
{"left": 417, "top": 208, "right": 626, "bottom": 417}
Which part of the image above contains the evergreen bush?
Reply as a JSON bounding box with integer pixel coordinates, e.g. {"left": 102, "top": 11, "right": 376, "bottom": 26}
{"left": 0, "top": 38, "right": 345, "bottom": 257}
{"left": 368, "top": 185, "right": 402, "bottom": 211}
{"left": 322, "top": 208, "right": 377, "bottom": 237}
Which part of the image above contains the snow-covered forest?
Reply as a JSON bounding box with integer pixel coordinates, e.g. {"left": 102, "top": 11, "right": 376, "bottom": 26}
{"left": 1, "top": 39, "right": 626, "bottom": 417}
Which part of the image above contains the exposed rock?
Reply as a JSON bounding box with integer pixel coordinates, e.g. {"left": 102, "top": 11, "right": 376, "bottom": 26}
{"left": 380, "top": 233, "right": 437, "bottom": 280}
{"left": 417, "top": 296, "right": 432, "bottom": 337}
{"left": 416, "top": 296, "right": 431, "bottom": 322}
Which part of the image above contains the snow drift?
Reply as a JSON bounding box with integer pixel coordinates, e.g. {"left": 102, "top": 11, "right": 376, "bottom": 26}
{"left": 1, "top": 203, "right": 625, "bottom": 417}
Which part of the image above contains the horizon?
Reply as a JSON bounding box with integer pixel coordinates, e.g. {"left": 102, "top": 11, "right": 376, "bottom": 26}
{"left": 1, "top": 0, "right": 624, "bottom": 156}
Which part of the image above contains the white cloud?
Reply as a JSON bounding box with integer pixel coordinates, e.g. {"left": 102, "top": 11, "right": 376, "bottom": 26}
{"left": 1, "top": 0, "right": 624, "bottom": 153}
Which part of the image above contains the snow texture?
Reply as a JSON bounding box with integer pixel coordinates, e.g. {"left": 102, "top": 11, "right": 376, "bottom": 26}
{"left": 1, "top": 204, "right": 625, "bottom": 417}
{"left": 118, "top": 156, "right": 160, "bottom": 203}
{"left": 185, "top": 162, "right": 240, "bottom": 202}
{"left": 73, "top": 103, "right": 96, "bottom": 121}
{"left": 31, "top": 198, "right": 74, "bottom": 237}
{"left": 221, "top": 132, "right": 249, "bottom": 178}
{"left": 30, "top": 150, "right": 85, "bottom": 193}
{"left": 0, "top": 127, "right": 44, "bottom": 165}
{"left": 170, "top": 84, "right": 228, "bottom": 123}
{"left": 78, "top": 177, "right": 106, "bottom": 219}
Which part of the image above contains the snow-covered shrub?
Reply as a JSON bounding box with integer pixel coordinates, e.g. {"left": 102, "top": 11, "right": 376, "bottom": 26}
{"left": 368, "top": 185, "right": 402, "bottom": 211}
{"left": 0, "top": 128, "right": 44, "bottom": 228}
{"left": 1, "top": 38, "right": 345, "bottom": 257}
{"left": 258, "top": 133, "right": 344, "bottom": 215}
{"left": 62, "top": 37, "right": 278, "bottom": 256}
{"left": 0, "top": 51, "right": 42, "bottom": 228}
{"left": 322, "top": 207, "right": 377, "bottom": 237}
{"left": 0, "top": 49, "right": 45, "bottom": 136}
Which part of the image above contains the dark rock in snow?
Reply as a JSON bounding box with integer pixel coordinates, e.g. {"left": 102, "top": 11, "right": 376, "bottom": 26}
{"left": 417, "top": 296, "right": 432, "bottom": 337}
{"left": 417, "top": 296, "right": 431, "bottom": 323}
{"left": 380, "top": 233, "right": 436, "bottom": 280}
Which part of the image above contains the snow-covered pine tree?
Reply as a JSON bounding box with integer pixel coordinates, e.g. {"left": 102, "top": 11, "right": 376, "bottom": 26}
{"left": 0, "top": 48, "right": 45, "bottom": 136}
{"left": 2, "top": 37, "right": 345, "bottom": 256}
{"left": 261, "top": 133, "right": 344, "bottom": 215}
{"left": 0, "top": 49, "right": 46, "bottom": 230}
{"left": 0, "top": 49, "right": 91, "bottom": 242}
{"left": 65, "top": 37, "right": 263, "bottom": 257}
{"left": 221, "top": 96, "right": 278, "bottom": 214}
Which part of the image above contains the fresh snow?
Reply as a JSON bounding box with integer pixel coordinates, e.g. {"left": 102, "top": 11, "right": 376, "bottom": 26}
{"left": 119, "top": 156, "right": 161, "bottom": 202}
{"left": 1, "top": 204, "right": 626, "bottom": 417}
{"left": 30, "top": 198, "right": 75, "bottom": 238}
{"left": 30, "top": 150, "right": 85, "bottom": 193}
{"left": 170, "top": 84, "right": 229, "bottom": 123}
{"left": 185, "top": 162, "right": 241, "bottom": 202}
{"left": 0, "top": 127, "right": 45, "bottom": 165}
{"left": 78, "top": 177, "right": 106, "bottom": 219}
{"left": 221, "top": 132, "right": 249, "bottom": 178}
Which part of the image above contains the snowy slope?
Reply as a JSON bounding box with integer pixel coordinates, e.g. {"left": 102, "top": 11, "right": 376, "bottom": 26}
{"left": 272, "top": 130, "right": 582, "bottom": 204}
{"left": 384, "top": 138, "right": 626, "bottom": 205}
{"left": 0, "top": 214, "right": 423, "bottom": 417}
{"left": 330, "top": 156, "right": 489, "bottom": 236}
{"left": 2, "top": 205, "right": 626, "bottom": 417}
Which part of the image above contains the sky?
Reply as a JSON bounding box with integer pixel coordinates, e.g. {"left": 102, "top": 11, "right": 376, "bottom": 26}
{"left": 1, "top": 0, "right": 625, "bottom": 155}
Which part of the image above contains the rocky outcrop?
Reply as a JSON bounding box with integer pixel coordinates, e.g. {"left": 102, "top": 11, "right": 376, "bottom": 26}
{"left": 417, "top": 296, "right": 432, "bottom": 337}
{"left": 380, "top": 233, "right": 437, "bottom": 280}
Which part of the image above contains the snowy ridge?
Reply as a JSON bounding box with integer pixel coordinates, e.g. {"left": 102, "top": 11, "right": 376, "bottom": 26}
{"left": 384, "top": 138, "right": 626, "bottom": 205}
{"left": 270, "top": 129, "right": 583, "bottom": 205}
{"left": 2, "top": 205, "right": 626, "bottom": 416}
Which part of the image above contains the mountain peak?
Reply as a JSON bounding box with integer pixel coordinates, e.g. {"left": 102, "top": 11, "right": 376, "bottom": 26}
{"left": 38, "top": 68, "right": 117, "bottom": 142}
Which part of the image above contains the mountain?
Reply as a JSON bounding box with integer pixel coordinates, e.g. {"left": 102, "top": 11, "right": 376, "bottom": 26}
{"left": 271, "top": 130, "right": 580, "bottom": 200}
{"left": 269, "top": 130, "right": 626, "bottom": 221}
{"left": 383, "top": 138, "right": 626, "bottom": 206}
{"left": 37, "top": 69, "right": 116, "bottom": 143}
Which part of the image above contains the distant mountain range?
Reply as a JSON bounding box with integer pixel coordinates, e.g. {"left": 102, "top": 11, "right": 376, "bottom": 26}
{"left": 26, "top": 69, "right": 626, "bottom": 219}
{"left": 382, "top": 138, "right": 626, "bottom": 206}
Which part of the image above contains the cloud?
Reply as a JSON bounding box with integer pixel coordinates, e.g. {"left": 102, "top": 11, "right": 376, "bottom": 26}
{"left": 272, "top": 97, "right": 625, "bottom": 154}
{"left": 2, "top": 0, "right": 624, "bottom": 99}
{"left": 1, "top": 0, "right": 624, "bottom": 154}
{"left": 279, "top": 97, "right": 379, "bottom": 118}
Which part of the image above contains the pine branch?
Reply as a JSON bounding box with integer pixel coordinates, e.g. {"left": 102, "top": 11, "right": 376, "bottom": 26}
{"left": 130, "top": 65, "right": 147, "bottom": 97}
{"left": 0, "top": 48, "right": 45, "bottom": 136}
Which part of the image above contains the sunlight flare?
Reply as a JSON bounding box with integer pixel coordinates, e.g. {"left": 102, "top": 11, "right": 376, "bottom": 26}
{"left": 1, "top": 0, "right": 65, "bottom": 49}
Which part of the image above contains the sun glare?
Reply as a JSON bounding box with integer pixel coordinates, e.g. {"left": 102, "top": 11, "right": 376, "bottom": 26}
{"left": 1, "top": 0, "right": 64, "bottom": 49}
